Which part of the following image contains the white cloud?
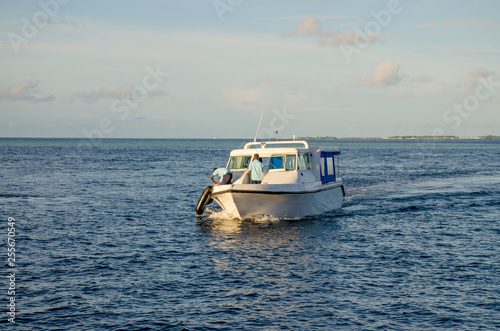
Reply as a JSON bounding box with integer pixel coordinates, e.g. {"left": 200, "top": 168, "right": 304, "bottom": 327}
{"left": 72, "top": 85, "right": 134, "bottom": 102}
{"left": 72, "top": 84, "right": 166, "bottom": 102}
{"left": 284, "top": 16, "right": 384, "bottom": 46}
{"left": 359, "top": 62, "right": 402, "bottom": 88}
{"left": 468, "top": 67, "right": 494, "bottom": 79}
{"left": 299, "top": 17, "right": 326, "bottom": 36}
{"left": 0, "top": 81, "right": 54, "bottom": 103}
{"left": 319, "top": 30, "right": 383, "bottom": 46}
{"left": 465, "top": 67, "right": 496, "bottom": 92}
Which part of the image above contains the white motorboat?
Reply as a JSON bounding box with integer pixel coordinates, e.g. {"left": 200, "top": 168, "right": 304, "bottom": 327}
{"left": 196, "top": 140, "right": 345, "bottom": 220}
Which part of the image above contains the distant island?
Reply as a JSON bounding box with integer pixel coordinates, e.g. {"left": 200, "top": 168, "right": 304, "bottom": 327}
{"left": 387, "top": 135, "right": 500, "bottom": 139}
{"left": 296, "top": 136, "right": 338, "bottom": 140}
{"left": 291, "top": 135, "right": 500, "bottom": 140}
{"left": 387, "top": 135, "right": 459, "bottom": 139}
{"left": 295, "top": 136, "right": 380, "bottom": 140}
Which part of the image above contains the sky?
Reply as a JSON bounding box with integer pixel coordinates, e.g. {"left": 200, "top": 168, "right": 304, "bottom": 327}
{"left": 0, "top": 0, "right": 499, "bottom": 139}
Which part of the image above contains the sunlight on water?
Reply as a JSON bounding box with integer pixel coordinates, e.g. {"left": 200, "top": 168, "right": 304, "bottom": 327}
{"left": 205, "top": 207, "right": 281, "bottom": 224}
{"left": 205, "top": 207, "right": 236, "bottom": 220}
{"left": 204, "top": 208, "right": 242, "bottom": 234}
{"left": 247, "top": 214, "right": 281, "bottom": 223}
{"left": 1, "top": 138, "right": 499, "bottom": 330}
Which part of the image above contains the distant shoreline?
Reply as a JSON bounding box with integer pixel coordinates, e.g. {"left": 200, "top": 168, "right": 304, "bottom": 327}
{"left": 1, "top": 136, "right": 499, "bottom": 141}
{"left": 297, "top": 135, "right": 500, "bottom": 140}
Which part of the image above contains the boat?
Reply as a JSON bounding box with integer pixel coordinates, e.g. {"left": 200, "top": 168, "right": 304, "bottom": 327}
{"left": 196, "top": 140, "right": 345, "bottom": 220}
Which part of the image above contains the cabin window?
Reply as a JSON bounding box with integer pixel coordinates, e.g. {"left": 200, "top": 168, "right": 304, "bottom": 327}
{"left": 263, "top": 155, "right": 297, "bottom": 171}
{"left": 269, "top": 156, "right": 284, "bottom": 169}
{"left": 299, "top": 153, "right": 310, "bottom": 170}
{"left": 285, "top": 155, "right": 296, "bottom": 171}
{"left": 231, "top": 154, "right": 297, "bottom": 172}
{"left": 228, "top": 156, "right": 251, "bottom": 171}
{"left": 327, "top": 157, "right": 334, "bottom": 176}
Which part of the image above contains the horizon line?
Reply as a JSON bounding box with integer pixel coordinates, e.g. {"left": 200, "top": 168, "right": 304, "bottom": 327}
{"left": 0, "top": 135, "right": 498, "bottom": 140}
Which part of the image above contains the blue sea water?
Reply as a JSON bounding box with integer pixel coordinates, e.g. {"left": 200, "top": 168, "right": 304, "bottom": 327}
{"left": 0, "top": 138, "right": 499, "bottom": 330}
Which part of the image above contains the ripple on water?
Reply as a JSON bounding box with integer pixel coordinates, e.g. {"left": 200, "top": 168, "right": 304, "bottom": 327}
{"left": 1, "top": 139, "right": 499, "bottom": 330}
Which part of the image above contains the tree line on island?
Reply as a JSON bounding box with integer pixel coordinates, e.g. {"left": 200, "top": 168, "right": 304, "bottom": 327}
{"left": 292, "top": 135, "right": 500, "bottom": 140}
{"left": 386, "top": 135, "right": 500, "bottom": 139}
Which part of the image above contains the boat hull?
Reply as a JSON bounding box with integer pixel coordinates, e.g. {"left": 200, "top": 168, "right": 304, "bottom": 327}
{"left": 211, "top": 182, "right": 344, "bottom": 219}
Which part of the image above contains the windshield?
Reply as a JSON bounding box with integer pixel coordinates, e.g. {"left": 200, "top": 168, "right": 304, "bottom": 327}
{"left": 298, "top": 153, "right": 310, "bottom": 170}
{"left": 229, "top": 155, "right": 297, "bottom": 172}
{"left": 228, "top": 156, "right": 252, "bottom": 171}
{"left": 267, "top": 155, "right": 296, "bottom": 170}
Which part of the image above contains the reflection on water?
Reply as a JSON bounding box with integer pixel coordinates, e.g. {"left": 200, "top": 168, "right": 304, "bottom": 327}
{"left": 201, "top": 207, "right": 244, "bottom": 234}
{"left": 5, "top": 138, "right": 499, "bottom": 330}
{"left": 196, "top": 211, "right": 341, "bottom": 318}
{"left": 196, "top": 219, "right": 310, "bottom": 319}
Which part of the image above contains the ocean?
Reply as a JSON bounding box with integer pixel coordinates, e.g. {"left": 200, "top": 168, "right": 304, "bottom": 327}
{"left": 0, "top": 138, "right": 499, "bottom": 330}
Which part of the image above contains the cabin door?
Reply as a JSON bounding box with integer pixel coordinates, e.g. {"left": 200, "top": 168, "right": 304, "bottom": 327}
{"left": 320, "top": 152, "right": 336, "bottom": 184}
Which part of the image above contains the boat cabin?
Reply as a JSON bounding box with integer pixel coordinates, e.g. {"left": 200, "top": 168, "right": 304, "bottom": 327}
{"left": 226, "top": 140, "right": 340, "bottom": 185}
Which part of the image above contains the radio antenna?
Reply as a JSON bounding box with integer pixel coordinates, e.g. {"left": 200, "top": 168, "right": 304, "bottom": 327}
{"left": 253, "top": 109, "right": 265, "bottom": 142}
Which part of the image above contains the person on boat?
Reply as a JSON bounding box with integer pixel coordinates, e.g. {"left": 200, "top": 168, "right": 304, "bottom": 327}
{"left": 211, "top": 167, "right": 232, "bottom": 185}
{"left": 248, "top": 153, "right": 264, "bottom": 184}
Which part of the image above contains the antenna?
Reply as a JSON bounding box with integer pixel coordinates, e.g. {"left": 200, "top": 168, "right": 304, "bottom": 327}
{"left": 254, "top": 109, "right": 265, "bottom": 142}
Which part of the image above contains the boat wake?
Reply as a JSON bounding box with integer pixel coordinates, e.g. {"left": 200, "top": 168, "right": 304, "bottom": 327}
{"left": 204, "top": 207, "right": 280, "bottom": 223}
{"left": 205, "top": 207, "right": 237, "bottom": 220}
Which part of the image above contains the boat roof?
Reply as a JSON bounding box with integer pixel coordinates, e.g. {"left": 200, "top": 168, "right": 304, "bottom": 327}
{"left": 243, "top": 140, "right": 310, "bottom": 149}
{"left": 229, "top": 140, "right": 340, "bottom": 156}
